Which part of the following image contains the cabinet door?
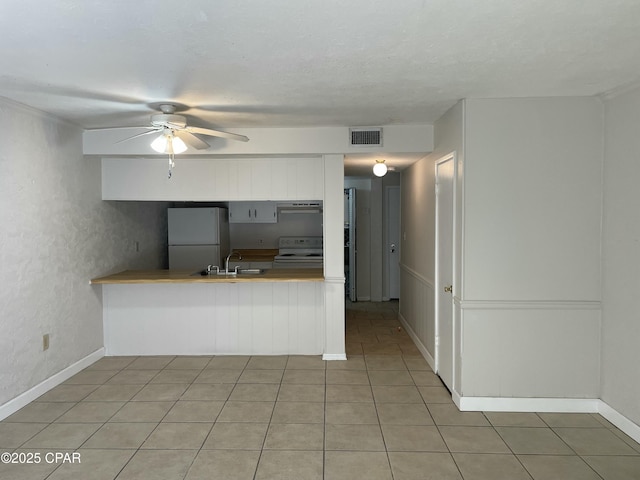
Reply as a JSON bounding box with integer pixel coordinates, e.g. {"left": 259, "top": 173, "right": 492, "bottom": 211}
{"left": 229, "top": 202, "right": 253, "bottom": 223}
{"left": 254, "top": 202, "right": 278, "bottom": 223}
{"left": 229, "top": 201, "right": 278, "bottom": 223}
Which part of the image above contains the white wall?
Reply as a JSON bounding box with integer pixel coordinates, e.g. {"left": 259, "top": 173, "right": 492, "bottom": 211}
{"left": 464, "top": 98, "right": 603, "bottom": 301}
{"left": 460, "top": 97, "right": 603, "bottom": 398}
{"left": 400, "top": 97, "right": 604, "bottom": 401}
{"left": 0, "top": 98, "right": 167, "bottom": 408}
{"left": 601, "top": 86, "right": 640, "bottom": 426}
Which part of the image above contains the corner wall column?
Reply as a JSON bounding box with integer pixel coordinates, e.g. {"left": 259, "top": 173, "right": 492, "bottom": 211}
{"left": 322, "top": 154, "right": 346, "bottom": 359}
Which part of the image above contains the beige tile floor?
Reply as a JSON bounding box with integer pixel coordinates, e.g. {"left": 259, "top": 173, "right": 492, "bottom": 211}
{"left": 1, "top": 301, "right": 639, "bottom": 479}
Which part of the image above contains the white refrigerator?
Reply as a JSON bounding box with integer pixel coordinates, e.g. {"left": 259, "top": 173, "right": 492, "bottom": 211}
{"left": 168, "top": 207, "right": 230, "bottom": 270}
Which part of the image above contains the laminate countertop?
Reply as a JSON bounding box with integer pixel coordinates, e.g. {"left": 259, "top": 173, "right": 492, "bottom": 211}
{"left": 90, "top": 268, "right": 324, "bottom": 284}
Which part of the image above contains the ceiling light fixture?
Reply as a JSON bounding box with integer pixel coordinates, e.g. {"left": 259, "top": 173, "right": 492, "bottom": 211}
{"left": 150, "top": 129, "right": 188, "bottom": 179}
{"left": 150, "top": 130, "right": 188, "bottom": 154}
{"left": 373, "top": 159, "right": 388, "bottom": 177}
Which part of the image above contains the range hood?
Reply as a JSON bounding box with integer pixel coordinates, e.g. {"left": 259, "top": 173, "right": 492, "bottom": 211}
{"left": 277, "top": 202, "right": 323, "bottom": 214}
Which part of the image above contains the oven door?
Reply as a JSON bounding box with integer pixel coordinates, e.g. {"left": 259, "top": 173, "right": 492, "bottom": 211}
{"left": 272, "top": 256, "right": 324, "bottom": 269}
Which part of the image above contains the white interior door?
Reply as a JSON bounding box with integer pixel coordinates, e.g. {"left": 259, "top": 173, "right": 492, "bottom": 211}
{"left": 386, "top": 186, "right": 401, "bottom": 299}
{"left": 435, "top": 155, "right": 455, "bottom": 391}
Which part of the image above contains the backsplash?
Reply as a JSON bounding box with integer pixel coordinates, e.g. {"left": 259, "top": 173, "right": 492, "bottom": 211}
{"left": 230, "top": 213, "right": 323, "bottom": 249}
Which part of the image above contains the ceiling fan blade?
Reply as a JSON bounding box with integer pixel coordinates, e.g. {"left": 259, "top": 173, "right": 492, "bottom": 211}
{"left": 85, "top": 125, "right": 154, "bottom": 131}
{"left": 185, "top": 125, "right": 249, "bottom": 142}
{"left": 175, "top": 131, "right": 210, "bottom": 150}
{"left": 115, "top": 128, "right": 162, "bottom": 144}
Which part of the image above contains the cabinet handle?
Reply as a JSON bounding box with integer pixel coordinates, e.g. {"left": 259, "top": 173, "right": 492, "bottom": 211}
{"left": 248, "top": 209, "right": 251, "bottom": 218}
{"left": 254, "top": 209, "right": 257, "bottom": 218}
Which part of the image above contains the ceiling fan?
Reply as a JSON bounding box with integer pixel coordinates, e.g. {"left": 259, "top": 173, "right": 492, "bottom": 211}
{"left": 92, "top": 103, "right": 250, "bottom": 178}
{"left": 110, "top": 103, "right": 249, "bottom": 153}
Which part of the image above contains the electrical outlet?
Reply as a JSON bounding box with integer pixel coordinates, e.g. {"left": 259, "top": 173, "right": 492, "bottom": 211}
{"left": 42, "top": 334, "right": 50, "bottom": 351}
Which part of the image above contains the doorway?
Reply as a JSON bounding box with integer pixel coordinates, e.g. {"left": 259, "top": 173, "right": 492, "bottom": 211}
{"left": 435, "top": 153, "right": 456, "bottom": 391}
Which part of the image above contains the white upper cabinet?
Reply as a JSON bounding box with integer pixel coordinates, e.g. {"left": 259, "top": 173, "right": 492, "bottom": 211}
{"left": 101, "top": 157, "right": 325, "bottom": 201}
{"left": 229, "top": 201, "right": 278, "bottom": 223}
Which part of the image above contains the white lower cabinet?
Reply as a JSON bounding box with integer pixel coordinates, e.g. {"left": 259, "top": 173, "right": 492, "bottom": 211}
{"left": 102, "top": 282, "right": 324, "bottom": 355}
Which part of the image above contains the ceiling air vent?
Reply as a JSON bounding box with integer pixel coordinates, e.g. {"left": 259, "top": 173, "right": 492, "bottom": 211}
{"left": 349, "top": 127, "right": 382, "bottom": 147}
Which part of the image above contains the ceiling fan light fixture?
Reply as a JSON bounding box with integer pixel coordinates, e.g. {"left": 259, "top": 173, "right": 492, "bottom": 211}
{"left": 170, "top": 135, "right": 188, "bottom": 154}
{"left": 373, "top": 159, "right": 388, "bottom": 177}
{"left": 150, "top": 131, "right": 188, "bottom": 154}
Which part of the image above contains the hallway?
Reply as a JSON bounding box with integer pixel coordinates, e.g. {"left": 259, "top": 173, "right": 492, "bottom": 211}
{"left": 0, "top": 302, "right": 638, "bottom": 479}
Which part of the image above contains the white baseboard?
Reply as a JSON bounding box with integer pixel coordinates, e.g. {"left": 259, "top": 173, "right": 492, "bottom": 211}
{"left": 458, "top": 396, "right": 600, "bottom": 413}
{"left": 456, "top": 395, "right": 640, "bottom": 445}
{"left": 0, "top": 348, "right": 105, "bottom": 421}
{"left": 599, "top": 401, "right": 640, "bottom": 444}
{"left": 452, "top": 390, "right": 462, "bottom": 409}
{"left": 323, "top": 353, "right": 348, "bottom": 361}
{"left": 398, "top": 312, "right": 436, "bottom": 371}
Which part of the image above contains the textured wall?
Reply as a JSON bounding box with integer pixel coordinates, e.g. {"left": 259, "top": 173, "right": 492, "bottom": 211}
{"left": 0, "top": 98, "right": 167, "bottom": 406}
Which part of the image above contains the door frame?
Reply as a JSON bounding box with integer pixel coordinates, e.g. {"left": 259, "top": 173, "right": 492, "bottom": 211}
{"left": 434, "top": 152, "right": 458, "bottom": 390}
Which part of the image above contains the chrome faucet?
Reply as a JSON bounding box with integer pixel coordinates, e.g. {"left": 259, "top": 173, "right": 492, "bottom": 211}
{"left": 225, "top": 252, "right": 243, "bottom": 274}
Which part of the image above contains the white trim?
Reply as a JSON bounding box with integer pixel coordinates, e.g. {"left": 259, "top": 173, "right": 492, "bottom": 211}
{"left": 452, "top": 390, "right": 462, "bottom": 409}
{"left": 459, "top": 299, "right": 601, "bottom": 310}
{"left": 324, "top": 276, "right": 345, "bottom": 284}
{"left": 357, "top": 296, "right": 371, "bottom": 302}
{"left": 598, "top": 401, "right": 640, "bottom": 444}
{"left": 322, "top": 353, "right": 348, "bottom": 361}
{"left": 457, "top": 395, "right": 600, "bottom": 413}
{"left": 0, "top": 348, "right": 105, "bottom": 421}
{"left": 399, "top": 263, "right": 434, "bottom": 289}
{"left": 455, "top": 395, "right": 640, "bottom": 444}
{"left": 398, "top": 312, "right": 436, "bottom": 371}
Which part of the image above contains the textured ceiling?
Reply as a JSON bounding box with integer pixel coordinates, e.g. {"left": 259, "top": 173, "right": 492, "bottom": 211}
{"left": 1, "top": 0, "right": 639, "bottom": 173}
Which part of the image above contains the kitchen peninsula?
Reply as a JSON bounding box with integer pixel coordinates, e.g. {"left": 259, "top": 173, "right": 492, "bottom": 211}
{"left": 93, "top": 154, "right": 347, "bottom": 360}
{"left": 91, "top": 268, "right": 325, "bottom": 356}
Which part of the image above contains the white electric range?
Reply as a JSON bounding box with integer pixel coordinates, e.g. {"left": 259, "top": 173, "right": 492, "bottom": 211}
{"left": 272, "top": 236, "right": 323, "bottom": 269}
